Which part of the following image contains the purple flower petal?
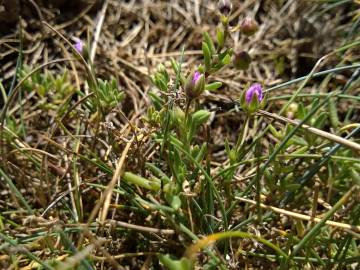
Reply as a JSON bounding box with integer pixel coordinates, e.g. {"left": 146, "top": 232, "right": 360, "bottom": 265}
{"left": 192, "top": 71, "right": 201, "bottom": 84}
{"left": 245, "top": 83, "right": 263, "bottom": 104}
{"left": 74, "top": 39, "right": 84, "bottom": 53}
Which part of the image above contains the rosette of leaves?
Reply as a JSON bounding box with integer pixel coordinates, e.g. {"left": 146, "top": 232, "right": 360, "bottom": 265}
{"left": 94, "top": 78, "right": 125, "bottom": 113}
{"left": 150, "top": 64, "right": 170, "bottom": 93}
{"left": 18, "top": 66, "right": 75, "bottom": 109}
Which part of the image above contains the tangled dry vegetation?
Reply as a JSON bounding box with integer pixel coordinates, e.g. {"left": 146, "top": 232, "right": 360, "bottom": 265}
{"left": 0, "top": 0, "right": 360, "bottom": 269}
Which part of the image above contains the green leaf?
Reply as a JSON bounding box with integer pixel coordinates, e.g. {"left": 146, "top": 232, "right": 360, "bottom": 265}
{"left": 350, "top": 170, "right": 360, "bottom": 186}
{"left": 219, "top": 48, "right": 231, "bottom": 60}
{"left": 203, "top": 32, "right": 216, "bottom": 54}
{"left": 170, "top": 58, "right": 180, "bottom": 74}
{"left": 297, "top": 103, "right": 307, "bottom": 119}
{"left": 191, "top": 145, "right": 200, "bottom": 159}
{"left": 202, "top": 42, "right": 212, "bottom": 72}
{"left": 195, "top": 143, "right": 207, "bottom": 163}
{"left": 205, "top": 82, "right": 222, "bottom": 91}
{"left": 221, "top": 53, "right": 231, "bottom": 65}
{"left": 158, "top": 64, "right": 169, "bottom": 82}
{"left": 146, "top": 163, "right": 171, "bottom": 184}
{"left": 274, "top": 55, "right": 285, "bottom": 76}
{"left": 224, "top": 139, "right": 231, "bottom": 156}
{"left": 169, "top": 195, "right": 182, "bottom": 210}
{"left": 264, "top": 168, "right": 276, "bottom": 192}
{"left": 328, "top": 98, "right": 339, "bottom": 128}
{"left": 312, "top": 111, "right": 327, "bottom": 129}
{"left": 148, "top": 91, "right": 164, "bottom": 110}
{"left": 155, "top": 73, "right": 168, "bottom": 92}
{"left": 268, "top": 124, "right": 282, "bottom": 139}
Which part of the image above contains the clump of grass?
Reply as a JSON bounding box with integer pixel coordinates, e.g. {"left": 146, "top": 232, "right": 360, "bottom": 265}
{"left": 1, "top": 0, "right": 360, "bottom": 269}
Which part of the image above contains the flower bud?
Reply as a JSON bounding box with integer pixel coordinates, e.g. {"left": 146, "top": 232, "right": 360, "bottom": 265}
{"left": 229, "top": 149, "right": 237, "bottom": 164}
{"left": 216, "top": 25, "right": 226, "bottom": 48}
{"left": 288, "top": 102, "right": 298, "bottom": 113}
{"left": 192, "top": 109, "right": 211, "bottom": 126}
{"left": 146, "top": 106, "right": 161, "bottom": 125}
{"left": 240, "top": 83, "right": 265, "bottom": 114}
{"left": 157, "top": 64, "right": 169, "bottom": 83}
{"left": 232, "top": 50, "right": 251, "bottom": 70}
{"left": 239, "top": 17, "right": 259, "bottom": 36}
{"left": 172, "top": 106, "right": 185, "bottom": 126}
{"left": 163, "top": 182, "right": 177, "bottom": 194}
{"left": 218, "top": 0, "right": 232, "bottom": 16}
{"left": 286, "top": 102, "right": 298, "bottom": 119}
{"left": 185, "top": 71, "right": 205, "bottom": 99}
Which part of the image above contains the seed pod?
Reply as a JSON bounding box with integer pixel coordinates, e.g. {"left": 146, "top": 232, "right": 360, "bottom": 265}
{"left": 232, "top": 50, "right": 251, "bottom": 70}
{"left": 239, "top": 17, "right": 259, "bottom": 36}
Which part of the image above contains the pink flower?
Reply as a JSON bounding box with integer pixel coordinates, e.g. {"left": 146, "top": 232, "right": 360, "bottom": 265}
{"left": 245, "top": 83, "right": 263, "bottom": 104}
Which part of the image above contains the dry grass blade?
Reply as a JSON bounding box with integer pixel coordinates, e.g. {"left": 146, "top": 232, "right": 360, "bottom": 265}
{"left": 100, "top": 138, "right": 133, "bottom": 222}
{"left": 259, "top": 110, "right": 360, "bottom": 153}
{"left": 235, "top": 196, "right": 360, "bottom": 234}
{"left": 90, "top": 0, "right": 109, "bottom": 63}
{"left": 109, "top": 220, "right": 175, "bottom": 235}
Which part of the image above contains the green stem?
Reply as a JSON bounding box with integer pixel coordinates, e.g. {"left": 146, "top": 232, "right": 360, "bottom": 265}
{"left": 235, "top": 115, "right": 249, "bottom": 152}
{"left": 122, "top": 172, "right": 161, "bottom": 191}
